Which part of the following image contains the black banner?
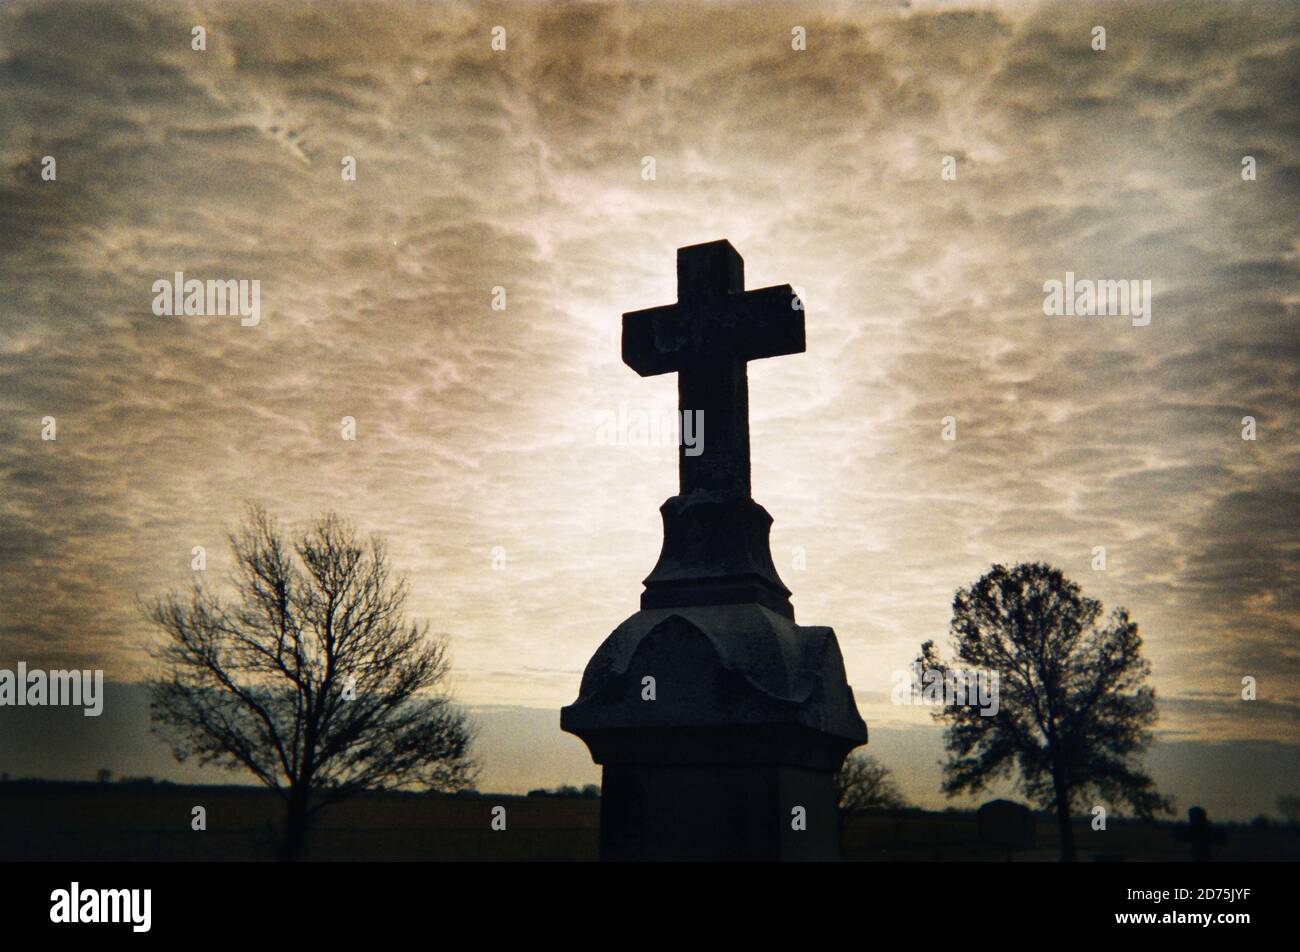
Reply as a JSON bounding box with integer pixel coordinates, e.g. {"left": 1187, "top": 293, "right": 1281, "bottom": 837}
{"left": 3, "top": 860, "right": 1284, "bottom": 939}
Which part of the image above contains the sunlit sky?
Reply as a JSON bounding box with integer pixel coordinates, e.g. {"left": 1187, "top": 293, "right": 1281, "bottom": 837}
{"left": 1, "top": 0, "right": 1297, "bottom": 815}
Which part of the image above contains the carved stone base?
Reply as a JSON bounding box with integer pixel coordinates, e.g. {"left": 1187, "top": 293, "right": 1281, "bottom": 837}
{"left": 639, "top": 492, "right": 794, "bottom": 618}
{"left": 561, "top": 604, "right": 868, "bottom": 861}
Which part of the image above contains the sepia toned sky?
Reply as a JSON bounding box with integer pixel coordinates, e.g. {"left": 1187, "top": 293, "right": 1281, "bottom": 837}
{"left": 1, "top": 0, "right": 1297, "bottom": 813}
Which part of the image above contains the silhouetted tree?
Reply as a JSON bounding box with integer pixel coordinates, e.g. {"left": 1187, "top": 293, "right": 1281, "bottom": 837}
{"left": 526, "top": 783, "right": 600, "bottom": 799}
{"left": 834, "top": 752, "right": 909, "bottom": 814}
{"left": 146, "top": 506, "right": 476, "bottom": 861}
{"left": 1277, "top": 795, "right": 1300, "bottom": 824}
{"left": 920, "top": 562, "right": 1169, "bottom": 861}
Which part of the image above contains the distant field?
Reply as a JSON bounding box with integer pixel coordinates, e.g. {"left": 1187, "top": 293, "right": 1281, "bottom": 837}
{"left": 3, "top": 782, "right": 1296, "bottom": 861}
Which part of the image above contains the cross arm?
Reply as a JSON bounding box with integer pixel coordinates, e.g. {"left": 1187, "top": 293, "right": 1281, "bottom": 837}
{"left": 729, "top": 284, "right": 806, "bottom": 361}
{"left": 621, "top": 285, "right": 806, "bottom": 377}
{"left": 622, "top": 303, "right": 684, "bottom": 377}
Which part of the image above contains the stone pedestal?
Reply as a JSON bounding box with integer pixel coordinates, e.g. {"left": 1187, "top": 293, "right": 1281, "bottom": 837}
{"left": 561, "top": 579, "right": 867, "bottom": 861}
{"left": 598, "top": 762, "right": 840, "bottom": 861}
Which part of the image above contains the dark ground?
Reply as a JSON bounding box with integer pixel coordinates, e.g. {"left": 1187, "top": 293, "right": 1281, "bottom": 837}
{"left": 2, "top": 781, "right": 1296, "bottom": 861}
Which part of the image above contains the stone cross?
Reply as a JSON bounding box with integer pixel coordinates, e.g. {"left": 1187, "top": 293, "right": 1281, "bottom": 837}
{"left": 562, "top": 238, "right": 868, "bottom": 860}
{"left": 622, "top": 240, "right": 804, "bottom": 497}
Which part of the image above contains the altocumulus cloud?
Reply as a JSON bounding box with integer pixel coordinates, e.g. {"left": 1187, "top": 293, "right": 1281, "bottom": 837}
{"left": 0, "top": 1, "right": 1296, "bottom": 797}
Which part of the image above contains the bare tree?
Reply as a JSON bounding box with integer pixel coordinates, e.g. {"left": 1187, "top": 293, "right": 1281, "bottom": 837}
{"left": 835, "top": 752, "right": 909, "bottom": 815}
{"left": 146, "top": 506, "right": 476, "bottom": 861}
{"left": 920, "top": 562, "right": 1170, "bottom": 861}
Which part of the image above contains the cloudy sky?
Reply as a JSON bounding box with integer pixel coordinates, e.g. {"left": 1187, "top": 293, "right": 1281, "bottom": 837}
{"left": 1, "top": 0, "right": 1297, "bottom": 816}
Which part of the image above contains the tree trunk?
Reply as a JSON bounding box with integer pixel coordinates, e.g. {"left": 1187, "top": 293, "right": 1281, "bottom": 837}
{"left": 278, "top": 790, "right": 311, "bottom": 862}
{"left": 1054, "top": 782, "right": 1077, "bottom": 862}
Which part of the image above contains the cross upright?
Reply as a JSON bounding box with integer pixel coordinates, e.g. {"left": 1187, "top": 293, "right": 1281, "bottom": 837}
{"left": 622, "top": 240, "right": 804, "bottom": 498}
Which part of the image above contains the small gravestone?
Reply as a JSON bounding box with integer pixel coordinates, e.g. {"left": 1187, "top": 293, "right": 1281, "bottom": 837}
{"left": 977, "top": 799, "right": 1035, "bottom": 860}
{"left": 1174, "top": 806, "right": 1226, "bottom": 862}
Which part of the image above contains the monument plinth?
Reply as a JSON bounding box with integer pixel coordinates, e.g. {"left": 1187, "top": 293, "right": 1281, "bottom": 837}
{"left": 561, "top": 240, "right": 867, "bottom": 861}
